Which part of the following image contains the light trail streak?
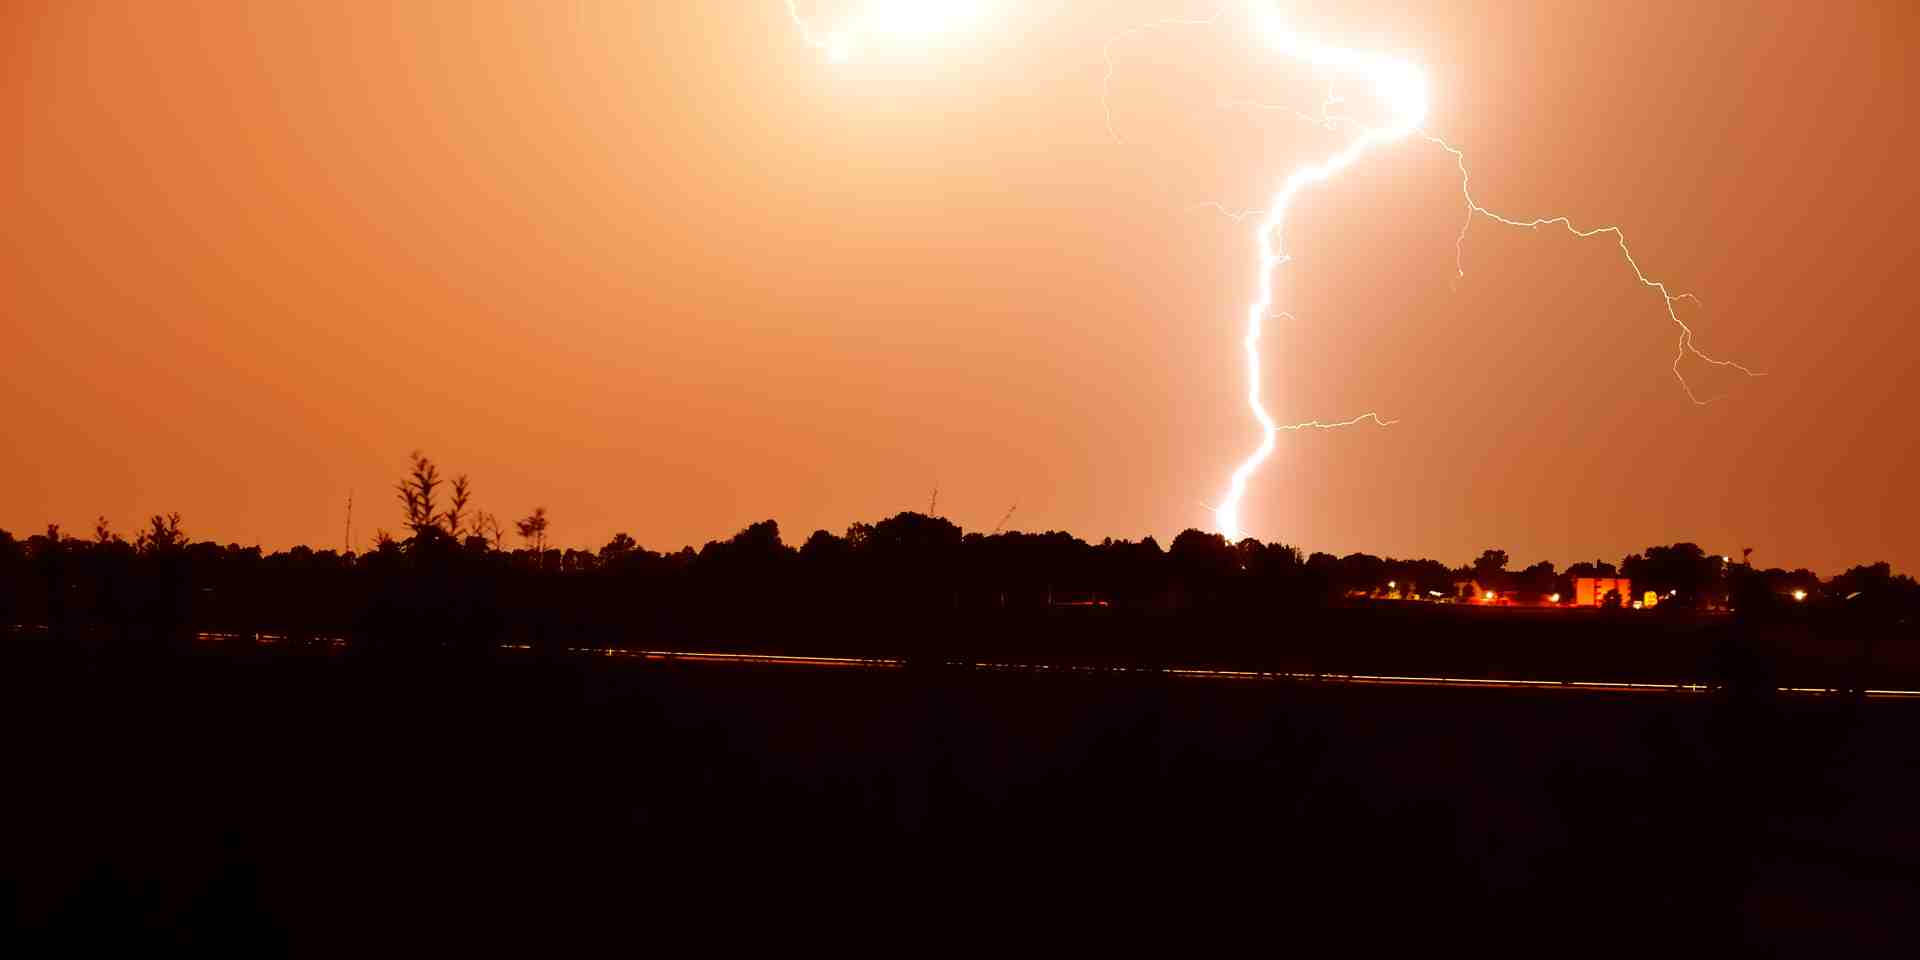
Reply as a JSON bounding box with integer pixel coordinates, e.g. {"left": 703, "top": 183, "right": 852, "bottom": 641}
{"left": 503, "top": 642, "right": 1920, "bottom": 699}
{"left": 786, "top": 2, "right": 1761, "bottom": 543}
{"left": 173, "top": 631, "right": 1920, "bottom": 699}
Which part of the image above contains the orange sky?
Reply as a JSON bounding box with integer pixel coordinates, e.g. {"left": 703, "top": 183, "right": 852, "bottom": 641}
{"left": 4, "top": 2, "right": 1916, "bottom": 573}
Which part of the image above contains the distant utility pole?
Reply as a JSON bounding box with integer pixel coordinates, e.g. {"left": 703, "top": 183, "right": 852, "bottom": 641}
{"left": 344, "top": 490, "right": 353, "bottom": 554}
{"left": 929, "top": 483, "right": 938, "bottom": 517}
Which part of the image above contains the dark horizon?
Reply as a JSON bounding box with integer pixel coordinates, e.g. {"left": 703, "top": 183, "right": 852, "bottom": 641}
{"left": 6, "top": 450, "right": 1910, "bottom": 586}
{"left": 7, "top": 510, "right": 1910, "bottom": 591}
{"left": 7, "top": 450, "right": 1914, "bottom": 681}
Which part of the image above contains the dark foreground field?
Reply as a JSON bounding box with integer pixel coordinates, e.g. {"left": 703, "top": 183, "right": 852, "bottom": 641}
{"left": 636, "top": 601, "right": 1920, "bottom": 691}
{"left": 8, "top": 637, "right": 1918, "bottom": 953}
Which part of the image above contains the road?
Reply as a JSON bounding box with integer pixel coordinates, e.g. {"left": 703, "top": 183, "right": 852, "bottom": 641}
{"left": 15, "top": 628, "right": 1898, "bottom": 699}
{"left": 556, "top": 645, "right": 1920, "bottom": 700}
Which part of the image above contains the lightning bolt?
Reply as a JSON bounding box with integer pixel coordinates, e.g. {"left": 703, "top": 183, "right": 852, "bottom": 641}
{"left": 785, "top": 1, "right": 1760, "bottom": 545}
{"left": 1100, "top": 6, "right": 1430, "bottom": 541}
{"left": 1425, "top": 134, "right": 1763, "bottom": 405}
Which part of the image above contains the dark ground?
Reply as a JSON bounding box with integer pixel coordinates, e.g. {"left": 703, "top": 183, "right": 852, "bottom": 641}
{"left": 7, "top": 627, "right": 1919, "bottom": 954}
{"left": 634, "top": 602, "right": 1920, "bottom": 690}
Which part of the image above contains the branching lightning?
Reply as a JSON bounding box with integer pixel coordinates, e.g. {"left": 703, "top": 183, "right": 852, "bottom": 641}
{"left": 1424, "top": 134, "right": 1762, "bottom": 405}
{"left": 1188, "top": 201, "right": 1260, "bottom": 224}
{"left": 784, "top": 1, "right": 1761, "bottom": 544}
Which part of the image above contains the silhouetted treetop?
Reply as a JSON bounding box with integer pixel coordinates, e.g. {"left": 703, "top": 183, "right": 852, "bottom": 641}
{"left": 6, "top": 457, "right": 1917, "bottom": 662}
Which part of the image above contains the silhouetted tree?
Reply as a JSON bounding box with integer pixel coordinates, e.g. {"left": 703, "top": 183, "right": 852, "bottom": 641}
{"left": 1471, "top": 549, "right": 1509, "bottom": 585}
{"left": 24, "top": 525, "right": 70, "bottom": 650}
{"left": 396, "top": 451, "right": 443, "bottom": 538}
{"left": 1391, "top": 558, "right": 1453, "bottom": 599}
{"left": 1307, "top": 552, "right": 1345, "bottom": 601}
{"left": 1832, "top": 561, "right": 1893, "bottom": 598}
{"left": 130, "top": 513, "right": 192, "bottom": 655}
{"left": 1621, "top": 543, "right": 1718, "bottom": 606}
{"left": 517, "top": 508, "right": 550, "bottom": 555}
{"left": 393, "top": 450, "right": 490, "bottom": 555}
{"left": 1169, "top": 529, "right": 1234, "bottom": 576}
{"left": 601, "top": 533, "right": 639, "bottom": 561}
{"left": 1338, "top": 552, "right": 1388, "bottom": 596}
{"left": 4, "top": 493, "right": 1916, "bottom": 675}
{"left": 800, "top": 529, "right": 846, "bottom": 561}
{"left": 445, "top": 474, "right": 473, "bottom": 539}
{"left": 1514, "top": 561, "right": 1556, "bottom": 600}
{"left": 473, "top": 511, "right": 506, "bottom": 550}
{"left": 136, "top": 513, "right": 186, "bottom": 553}
{"left": 1097, "top": 535, "right": 1166, "bottom": 610}
{"left": 847, "top": 512, "right": 962, "bottom": 623}
{"left": 0, "top": 529, "right": 18, "bottom": 627}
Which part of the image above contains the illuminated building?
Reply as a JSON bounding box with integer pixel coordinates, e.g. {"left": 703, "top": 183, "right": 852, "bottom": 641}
{"left": 1573, "top": 577, "right": 1633, "bottom": 607}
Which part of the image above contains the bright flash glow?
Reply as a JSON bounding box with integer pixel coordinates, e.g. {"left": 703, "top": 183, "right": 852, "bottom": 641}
{"left": 1549, "top": 593, "right": 1561, "bottom": 603}
{"left": 1793, "top": 589, "right": 1808, "bottom": 602}
{"left": 788, "top": 2, "right": 1761, "bottom": 544}
{"left": 786, "top": 1, "right": 998, "bottom": 62}
{"left": 1484, "top": 591, "right": 1495, "bottom": 602}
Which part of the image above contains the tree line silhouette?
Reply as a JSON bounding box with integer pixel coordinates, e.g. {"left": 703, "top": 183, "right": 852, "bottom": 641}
{"left": 2, "top": 451, "right": 1914, "bottom": 660}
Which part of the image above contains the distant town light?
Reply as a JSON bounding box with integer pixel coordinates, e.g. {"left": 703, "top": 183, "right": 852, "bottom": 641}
{"left": 1792, "top": 589, "right": 1808, "bottom": 602}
